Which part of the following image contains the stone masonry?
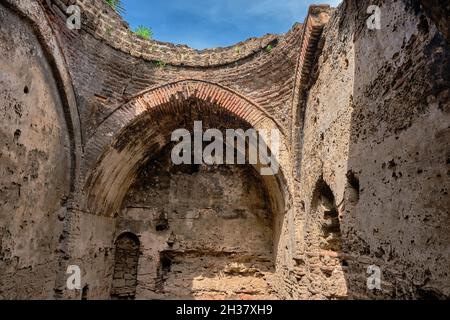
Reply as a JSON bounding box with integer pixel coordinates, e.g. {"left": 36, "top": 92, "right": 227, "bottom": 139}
{"left": 0, "top": 0, "right": 449, "bottom": 300}
{"left": 111, "top": 233, "right": 140, "bottom": 299}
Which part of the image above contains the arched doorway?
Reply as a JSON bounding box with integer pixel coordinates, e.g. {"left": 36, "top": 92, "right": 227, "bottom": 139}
{"left": 111, "top": 232, "right": 141, "bottom": 299}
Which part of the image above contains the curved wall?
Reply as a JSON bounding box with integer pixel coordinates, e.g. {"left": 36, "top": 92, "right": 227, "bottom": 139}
{"left": 0, "top": 2, "right": 71, "bottom": 299}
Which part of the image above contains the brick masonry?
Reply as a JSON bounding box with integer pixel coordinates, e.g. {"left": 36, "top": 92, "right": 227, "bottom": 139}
{"left": 0, "top": 0, "right": 449, "bottom": 300}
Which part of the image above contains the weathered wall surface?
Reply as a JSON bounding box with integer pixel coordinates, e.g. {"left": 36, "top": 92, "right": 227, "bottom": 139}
{"left": 0, "top": 0, "right": 448, "bottom": 300}
{"left": 75, "top": 93, "right": 292, "bottom": 299}
{"left": 291, "top": 0, "right": 450, "bottom": 299}
{"left": 0, "top": 2, "right": 71, "bottom": 299}
{"left": 116, "top": 146, "right": 275, "bottom": 299}
{"left": 345, "top": 0, "right": 450, "bottom": 299}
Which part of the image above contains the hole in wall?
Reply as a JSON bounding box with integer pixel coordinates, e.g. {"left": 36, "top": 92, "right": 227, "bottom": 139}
{"left": 156, "top": 220, "right": 169, "bottom": 231}
{"left": 418, "top": 15, "right": 429, "bottom": 34}
{"left": 312, "top": 178, "right": 342, "bottom": 252}
{"left": 81, "top": 285, "right": 89, "bottom": 300}
{"left": 14, "top": 129, "right": 21, "bottom": 140}
{"left": 23, "top": 86, "right": 29, "bottom": 94}
{"left": 155, "top": 212, "right": 169, "bottom": 231}
{"left": 161, "top": 255, "right": 172, "bottom": 272}
{"left": 313, "top": 178, "right": 335, "bottom": 209}
{"left": 346, "top": 170, "right": 360, "bottom": 203}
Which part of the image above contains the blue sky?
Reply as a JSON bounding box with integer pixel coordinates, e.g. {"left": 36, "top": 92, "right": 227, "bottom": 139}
{"left": 122, "top": 0, "right": 342, "bottom": 49}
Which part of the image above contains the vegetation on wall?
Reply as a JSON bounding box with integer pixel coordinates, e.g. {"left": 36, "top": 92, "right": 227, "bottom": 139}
{"left": 105, "top": 0, "right": 125, "bottom": 15}
{"left": 104, "top": 1, "right": 153, "bottom": 41}
{"left": 154, "top": 60, "right": 167, "bottom": 68}
{"left": 134, "top": 25, "right": 153, "bottom": 40}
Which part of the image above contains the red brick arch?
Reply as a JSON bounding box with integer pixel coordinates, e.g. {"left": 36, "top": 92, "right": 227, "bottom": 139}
{"left": 85, "top": 79, "right": 284, "bottom": 170}
{"left": 100, "top": 79, "right": 282, "bottom": 130}
{"left": 84, "top": 79, "right": 290, "bottom": 217}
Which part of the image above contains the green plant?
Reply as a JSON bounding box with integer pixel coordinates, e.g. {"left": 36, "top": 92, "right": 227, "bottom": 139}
{"left": 105, "top": 27, "right": 113, "bottom": 37}
{"left": 266, "top": 44, "right": 273, "bottom": 53}
{"left": 105, "top": 0, "right": 125, "bottom": 15}
{"left": 134, "top": 25, "right": 153, "bottom": 40}
{"left": 154, "top": 60, "right": 166, "bottom": 68}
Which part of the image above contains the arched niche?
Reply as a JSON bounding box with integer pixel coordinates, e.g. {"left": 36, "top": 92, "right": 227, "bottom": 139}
{"left": 111, "top": 232, "right": 141, "bottom": 300}
{"left": 83, "top": 85, "right": 292, "bottom": 299}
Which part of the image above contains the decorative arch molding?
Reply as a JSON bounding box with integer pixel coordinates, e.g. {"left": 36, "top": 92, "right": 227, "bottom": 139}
{"left": 83, "top": 80, "right": 293, "bottom": 218}
{"left": 86, "top": 79, "right": 285, "bottom": 170}
{"left": 290, "top": 6, "right": 330, "bottom": 144}
{"left": 100, "top": 79, "right": 283, "bottom": 129}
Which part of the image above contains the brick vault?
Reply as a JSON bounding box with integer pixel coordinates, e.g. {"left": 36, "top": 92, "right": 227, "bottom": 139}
{"left": 0, "top": 0, "right": 449, "bottom": 299}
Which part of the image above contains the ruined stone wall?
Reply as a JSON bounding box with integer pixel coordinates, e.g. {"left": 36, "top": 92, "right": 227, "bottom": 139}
{"left": 289, "top": 0, "right": 450, "bottom": 299}
{"left": 0, "top": 0, "right": 448, "bottom": 300}
{"left": 116, "top": 146, "right": 275, "bottom": 299}
{"left": 0, "top": 1, "right": 76, "bottom": 299}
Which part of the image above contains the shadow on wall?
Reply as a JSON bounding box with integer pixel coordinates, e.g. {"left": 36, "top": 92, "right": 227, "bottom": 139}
{"left": 303, "top": 177, "right": 348, "bottom": 299}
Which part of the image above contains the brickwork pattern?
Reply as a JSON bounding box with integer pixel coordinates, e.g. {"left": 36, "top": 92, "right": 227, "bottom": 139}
{"left": 111, "top": 233, "right": 140, "bottom": 299}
